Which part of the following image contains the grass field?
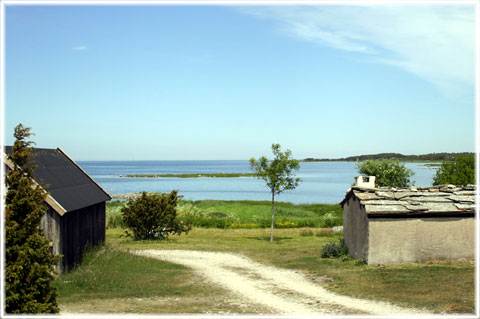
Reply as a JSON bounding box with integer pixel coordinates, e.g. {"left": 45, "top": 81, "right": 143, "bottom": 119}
{"left": 54, "top": 227, "right": 475, "bottom": 314}
{"left": 106, "top": 199, "right": 343, "bottom": 229}
{"left": 53, "top": 244, "right": 266, "bottom": 314}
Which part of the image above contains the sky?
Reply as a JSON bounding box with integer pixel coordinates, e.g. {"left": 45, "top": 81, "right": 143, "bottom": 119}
{"left": 3, "top": 3, "right": 477, "bottom": 160}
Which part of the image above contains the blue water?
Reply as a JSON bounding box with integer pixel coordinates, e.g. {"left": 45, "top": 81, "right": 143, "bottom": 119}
{"left": 77, "top": 161, "right": 438, "bottom": 204}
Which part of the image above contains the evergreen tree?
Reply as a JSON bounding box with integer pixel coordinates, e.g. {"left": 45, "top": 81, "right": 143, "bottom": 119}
{"left": 5, "top": 124, "right": 59, "bottom": 314}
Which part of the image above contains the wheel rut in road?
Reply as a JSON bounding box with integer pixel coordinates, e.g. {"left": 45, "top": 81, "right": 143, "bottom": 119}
{"left": 133, "top": 250, "right": 428, "bottom": 315}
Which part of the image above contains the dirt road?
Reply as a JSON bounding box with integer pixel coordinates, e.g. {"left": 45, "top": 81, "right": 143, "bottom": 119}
{"left": 134, "top": 249, "right": 428, "bottom": 315}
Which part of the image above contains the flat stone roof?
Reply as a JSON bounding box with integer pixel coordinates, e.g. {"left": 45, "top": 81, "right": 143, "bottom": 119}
{"left": 340, "top": 185, "right": 476, "bottom": 216}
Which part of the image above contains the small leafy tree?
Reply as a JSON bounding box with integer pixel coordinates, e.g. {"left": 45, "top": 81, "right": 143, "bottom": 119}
{"left": 433, "top": 154, "right": 475, "bottom": 186}
{"left": 121, "top": 190, "right": 191, "bottom": 240}
{"left": 356, "top": 159, "right": 414, "bottom": 187}
{"left": 250, "top": 144, "right": 301, "bottom": 242}
{"left": 5, "top": 124, "right": 59, "bottom": 314}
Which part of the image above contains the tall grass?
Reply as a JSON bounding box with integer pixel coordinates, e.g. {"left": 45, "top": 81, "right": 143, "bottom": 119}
{"left": 177, "top": 200, "right": 342, "bottom": 229}
{"left": 106, "top": 199, "right": 342, "bottom": 229}
{"left": 106, "top": 200, "right": 126, "bottom": 229}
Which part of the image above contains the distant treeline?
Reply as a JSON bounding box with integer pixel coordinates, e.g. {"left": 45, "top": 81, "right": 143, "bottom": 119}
{"left": 302, "top": 152, "right": 475, "bottom": 162}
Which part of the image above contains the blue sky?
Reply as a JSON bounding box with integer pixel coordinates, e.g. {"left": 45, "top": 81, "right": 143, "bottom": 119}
{"left": 3, "top": 4, "right": 477, "bottom": 160}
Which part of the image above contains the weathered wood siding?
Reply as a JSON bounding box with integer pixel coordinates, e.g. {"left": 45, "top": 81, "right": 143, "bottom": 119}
{"left": 40, "top": 201, "right": 106, "bottom": 273}
{"left": 61, "top": 201, "right": 106, "bottom": 270}
{"left": 40, "top": 207, "right": 62, "bottom": 272}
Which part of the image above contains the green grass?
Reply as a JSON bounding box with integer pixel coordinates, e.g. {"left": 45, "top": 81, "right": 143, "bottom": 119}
{"left": 105, "top": 200, "right": 125, "bottom": 229}
{"left": 179, "top": 200, "right": 343, "bottom": 228}
{"left": 54, "top": 243, "right": 264, "bottom": 314}
{"left": 53, "top": 245, "right": 192, "bottom": 302}
{"left": 105, "top": 228, "right": 475, "bottom": 314}
{"left": 55, "top": 228, "right": 475, "bottom": 314}
{"left": 120, "top": 173, "right": 257, "bottom": 178}
{"left": 106, "top": 199, "right": 343, "bottom": 229}
{"left": 97, "top": 200, "right": 474, "bottom": 314}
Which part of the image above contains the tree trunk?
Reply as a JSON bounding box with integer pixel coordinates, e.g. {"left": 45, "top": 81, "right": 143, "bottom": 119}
{"left": 270, "top": 191, "right": 275, "bottom": 242}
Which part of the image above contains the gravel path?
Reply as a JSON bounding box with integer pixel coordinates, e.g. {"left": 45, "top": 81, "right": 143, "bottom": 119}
{"left": 133, "top": 250, "right": 428, "bottom": 315}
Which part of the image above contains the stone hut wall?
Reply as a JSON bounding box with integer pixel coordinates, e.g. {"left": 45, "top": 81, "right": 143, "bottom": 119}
{"left": 368, "top": 217, "right": 475, "bottom": 264}
{"left": 342, "top": 197, "right": 369, "bottom": 260}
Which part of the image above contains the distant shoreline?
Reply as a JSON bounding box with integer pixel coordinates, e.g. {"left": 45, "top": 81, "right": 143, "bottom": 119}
{"left": 120, "top": 173, "right": 257, "bottom": 178}
{"left": 301, "top": 152, "right": 472, "bottom": 163}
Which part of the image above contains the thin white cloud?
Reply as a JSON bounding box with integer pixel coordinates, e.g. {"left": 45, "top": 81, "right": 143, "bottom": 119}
{"left": 71, "top": 46, "right": 88, "bottom": 51}
{"left": 241, "top": 5, "right": 475, "bottom": 96}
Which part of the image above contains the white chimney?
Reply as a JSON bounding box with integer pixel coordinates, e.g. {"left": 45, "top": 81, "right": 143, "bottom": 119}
{"left": 355, "top": 176, "right": 376, "bottom": 188}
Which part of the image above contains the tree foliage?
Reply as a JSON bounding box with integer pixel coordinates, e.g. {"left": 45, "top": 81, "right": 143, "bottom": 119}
{"left": 432, "top": 154, "right": 475, "bottom": 186}
{"left": 5, "top": 124, "right": 59, "bottom": 314}
{"left": 121, "top": 190, "right": 191, "bottom": 240}
{"left": 356, "top": 159, "right": 414, "bottom": 187}
{"left": 304, "top": 152, "right": 474, "bottom": 162}
{"left": 250, "top": 144, "right": 301, "bottom": 242}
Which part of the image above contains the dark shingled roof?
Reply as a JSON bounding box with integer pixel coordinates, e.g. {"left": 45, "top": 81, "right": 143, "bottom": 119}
{"left": 340, "top": 185, "right": 476, "bottom": 217}
{"left": 5, "top": 146, "right": 111, "bottom": 213}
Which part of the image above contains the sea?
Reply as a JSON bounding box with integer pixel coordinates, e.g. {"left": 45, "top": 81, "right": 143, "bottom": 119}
{"left": 77, "top": 161, "right": 439, "bottom": 204}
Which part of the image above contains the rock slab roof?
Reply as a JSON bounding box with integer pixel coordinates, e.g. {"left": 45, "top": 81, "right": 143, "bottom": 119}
{"left": 340, "top": 185, "right": 476, "bottom": 216}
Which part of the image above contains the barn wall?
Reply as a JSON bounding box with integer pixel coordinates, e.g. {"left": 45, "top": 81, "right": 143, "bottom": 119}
{"left": 342, "top": 197, "right": 369, "bottom": 260}
{"left": 368, "top": 217, "right": 475, "bottom": 264}
{"left": 40, "top": 207, "right": 62, "bottom": 272}
{"left": 61, "top": 201, "right": 106, "bottom": 271}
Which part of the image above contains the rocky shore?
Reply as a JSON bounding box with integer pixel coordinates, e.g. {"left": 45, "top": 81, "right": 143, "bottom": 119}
{"left": 111, "top": 192, "right": 184, "bottom": 201}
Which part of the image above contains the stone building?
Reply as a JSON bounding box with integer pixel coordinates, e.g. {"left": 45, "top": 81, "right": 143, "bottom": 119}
{"left": 340, "top": 182, "right": 476, "bottom": 264}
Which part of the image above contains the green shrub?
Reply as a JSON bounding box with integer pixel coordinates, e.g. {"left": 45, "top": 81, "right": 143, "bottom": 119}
{"left": 321, "top": 239, "right": 349, "bottom": 258}
{"left": 356, "top": 159, "right": 414, "bottom": 187}
{"left": 354, "top": 259, "right": 367, "bottom": 266}
{"left": 433, "top": 154, "right": 475, "bottom": 186}
{"left": 121, "top": 191, "right": 191, "bottom": 240}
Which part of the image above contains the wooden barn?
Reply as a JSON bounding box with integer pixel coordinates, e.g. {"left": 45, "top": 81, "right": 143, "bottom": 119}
{"left": 340, "top": 178, "right": 476, "bottom": 265}
{"left": 4, "top": 146, "right": 111, "bottom": 273}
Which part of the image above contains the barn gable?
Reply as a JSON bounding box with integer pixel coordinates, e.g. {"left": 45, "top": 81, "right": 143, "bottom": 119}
{"left": 4, "top": 146, "right": 111, "bottom": 272}
{"left": 4, "top": 146, "right": 111, "bottom": 213}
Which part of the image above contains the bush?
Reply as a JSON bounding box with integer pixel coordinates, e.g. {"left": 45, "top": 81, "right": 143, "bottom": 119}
{"left": 356, "top": 159, "right": 414, "bottom": 187}
{"left": 433, "top": 154, "right": 475, "bottom": 186}
{"left": 321, "top": 239, "right": 349, "bottom": 258}
{"left": 121, "top": 190, "right": 191, "bottom": 240}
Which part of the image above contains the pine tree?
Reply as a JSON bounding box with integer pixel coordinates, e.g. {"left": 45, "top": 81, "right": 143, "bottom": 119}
{"left": 5, "top": 124, "right": 59, "bottom": 314}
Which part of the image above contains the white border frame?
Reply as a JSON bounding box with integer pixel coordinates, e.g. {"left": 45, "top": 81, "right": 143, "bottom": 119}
{"left": 0, "top": 1, "right": 478, "bottom": 319}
